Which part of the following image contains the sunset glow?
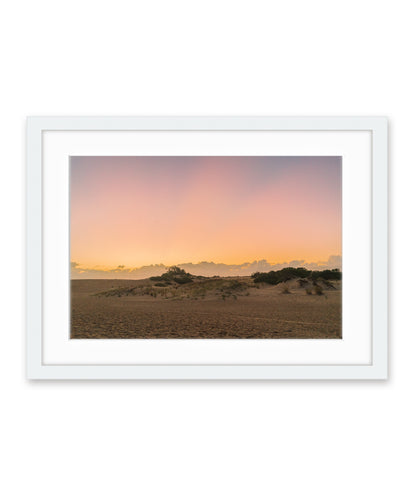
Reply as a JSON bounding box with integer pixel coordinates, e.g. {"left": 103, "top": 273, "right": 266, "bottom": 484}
{"left": 70, "top": 156, "right": 342, "bottom": 271}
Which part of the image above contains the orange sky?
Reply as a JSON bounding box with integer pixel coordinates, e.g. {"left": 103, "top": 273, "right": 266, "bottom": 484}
{"left": 70, "top": 156, "right": 342, "bottom": 268}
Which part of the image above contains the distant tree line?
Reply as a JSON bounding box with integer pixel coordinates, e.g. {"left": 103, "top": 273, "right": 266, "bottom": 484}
{"left": 251, "top": 267, "right": 341, "bottom": 285}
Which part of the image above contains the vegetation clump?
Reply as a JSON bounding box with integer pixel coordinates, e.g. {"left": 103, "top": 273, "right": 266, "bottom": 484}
{"left": 93, "top": 265, "right": 339, "bottom": 302}
{"left": 150, "top": 266, "right": 194, "bottom": 284}
{"left": 252, "top": 267, "right": 341, "bottom": 285}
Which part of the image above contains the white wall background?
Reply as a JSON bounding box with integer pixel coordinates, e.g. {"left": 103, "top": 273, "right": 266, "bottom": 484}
{"left": 0, "top": 1, "right": 413, "bottom": 498}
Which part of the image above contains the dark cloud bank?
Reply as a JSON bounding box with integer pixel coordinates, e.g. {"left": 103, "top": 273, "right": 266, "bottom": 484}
{"left": 71, "top": 256, "right": 341, "bottom": 279}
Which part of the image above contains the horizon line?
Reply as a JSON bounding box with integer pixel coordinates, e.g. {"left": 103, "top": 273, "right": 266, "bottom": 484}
{"left": 71, "top": 255, "right": 342, "bottom": 270}
{"left": 71, "top": 255, "right": 342, "bottom": 279}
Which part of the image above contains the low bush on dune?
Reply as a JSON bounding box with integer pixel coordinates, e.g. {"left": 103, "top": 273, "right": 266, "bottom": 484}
{"left": 311, "top": 269, "right": 342, "bottom": 281}
{"left": 173, "top": 275, "right": 193, "bottom": 284}
{"left": 252, "top": 267, "right": 341, "bottom": 285}
{"left": 150, "top": 266, "right": 193, "bottom": 284}
{"left": 252, "top": 267, "right": 309, "bottom": 284}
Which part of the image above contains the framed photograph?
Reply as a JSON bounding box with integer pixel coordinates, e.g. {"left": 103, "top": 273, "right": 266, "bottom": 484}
{"left": 26, "top": 116, "right": 388, "bottom": 379}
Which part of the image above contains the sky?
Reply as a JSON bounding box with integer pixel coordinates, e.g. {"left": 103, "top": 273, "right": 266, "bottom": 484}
{"left": 70, "top": 156, "right": 342, "bottom": 274}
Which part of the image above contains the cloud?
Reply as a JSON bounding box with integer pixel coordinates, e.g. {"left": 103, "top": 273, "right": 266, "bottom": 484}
{"left": 71, "top": 256, "right": 342, "bottom": 279}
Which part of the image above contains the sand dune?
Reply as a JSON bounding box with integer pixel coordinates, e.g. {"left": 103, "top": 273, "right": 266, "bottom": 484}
{"left": 71, "top": 276, "right": 341, "bottom": 339}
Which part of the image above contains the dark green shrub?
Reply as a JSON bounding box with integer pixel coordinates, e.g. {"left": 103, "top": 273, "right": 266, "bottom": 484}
{"left": 252, "top": 267, "right": 316, "bottom": 285}
{"left": 172, "top": 275, "right": 193, "bottom": 284}
{"left": 151, "top": 266, "right": 194, "bottom": 285}
{"left": 253, "top": 267, "right": 341, "bottom": 285}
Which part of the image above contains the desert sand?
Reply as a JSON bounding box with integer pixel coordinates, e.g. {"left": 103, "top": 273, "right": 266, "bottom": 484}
{"left": 71, "top": 276, "right": 341, "bottom": 339}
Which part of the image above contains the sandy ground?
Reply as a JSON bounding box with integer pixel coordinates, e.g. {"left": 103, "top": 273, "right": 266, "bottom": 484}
{"left": 71, "top": 278, "right": 342, "bottom": 339}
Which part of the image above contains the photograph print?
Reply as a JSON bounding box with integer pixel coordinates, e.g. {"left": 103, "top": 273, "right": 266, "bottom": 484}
{"left": 70, "top": 156, "right": 342, "bottom": 339}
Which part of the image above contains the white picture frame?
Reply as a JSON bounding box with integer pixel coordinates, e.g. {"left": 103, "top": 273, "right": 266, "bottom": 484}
{"left": 26, "top": 116, "right": 388, "bottom": 380}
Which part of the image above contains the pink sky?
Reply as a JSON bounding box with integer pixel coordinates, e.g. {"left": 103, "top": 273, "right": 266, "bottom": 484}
{"left": 70, "top": 156, "right": 341, "bottom": 269}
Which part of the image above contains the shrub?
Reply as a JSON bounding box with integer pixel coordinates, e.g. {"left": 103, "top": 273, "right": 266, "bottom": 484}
{"left": 151, "top": 266, "right": 194, "bottom": 285}
{"left": 253, "top": 267, "right": 341, "bottom": 285}
{"left": 172, "top": 275, "right": 193, "bottom": 284}
{"left": 311, "top": 269, "right": 342, "bottom": 281}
